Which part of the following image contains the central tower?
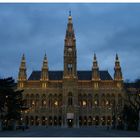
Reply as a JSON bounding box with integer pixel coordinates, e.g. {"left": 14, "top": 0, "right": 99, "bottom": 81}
{"left": 62, "top": 12, "right": 79, "bottom": 128}
{"left": 63, "top": 11, "right": 77, "bottom": 79}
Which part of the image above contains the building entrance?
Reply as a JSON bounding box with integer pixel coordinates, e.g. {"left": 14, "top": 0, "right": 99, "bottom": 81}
{"left": 67, "top": 119, "right": 73, "bottom": 128}
{"left": 67, "top": 113, "right": 74, "bottom": 128}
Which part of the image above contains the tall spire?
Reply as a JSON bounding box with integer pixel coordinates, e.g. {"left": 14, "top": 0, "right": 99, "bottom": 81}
{"left": 114, "top": 53, "right": 123, "bottom": 81}
{"left": 65, "top": 11, "right": 75, "bottom": 47}
{"left": 68, "top": 10, "right": 72, "bottom": 24}
{"left": 69, "top": 10, "right": 71, "bottom": 16}
{"left": 18, "top": 54, "right": 27, "bottom": 88}
{"left": 42, "top": 53, "right": 48, "bottom": 69}
{"left": 20, "top": 54, "right": 26, "bottom": 68}
{"left": 93, "top": 53, "right": 98, "bottom": 68}
{"left": 63, "top": 12, "right": 77, "bottom": 79}
{"left": 92, "top": 53, "right": 100, "bottom": 81}
{"left": 41, "top": 53, "right": 49, "bottom": 81}
{"left": 116, "top": 53, "right": 119, "bottom": 61}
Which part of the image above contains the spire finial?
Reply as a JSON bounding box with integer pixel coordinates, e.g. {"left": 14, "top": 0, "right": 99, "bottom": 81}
{"left": 94, "top": 53, "right": 96, "bottom": 60}
{"left": 69, "top": 10, "right": 71, "bottom": 16}
{"left": 44, "top": 53, "right": 47, "bottom": 61}
{"left": 22, "top": 53, "right": 25, "bottom": 60}
{"left": 116, "top": 53, "right": 119, "bottom": 60}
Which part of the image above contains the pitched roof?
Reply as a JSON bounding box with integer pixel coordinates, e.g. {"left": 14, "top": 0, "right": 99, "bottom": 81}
{"left": 28, "top": 70, "right": 113, "bottom": 81}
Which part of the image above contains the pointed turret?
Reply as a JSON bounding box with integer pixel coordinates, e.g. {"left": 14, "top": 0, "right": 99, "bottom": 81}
{"left": 63, "top": 11, "right": 77, "bottom": 79}
{"left": 40, "top": 53, "right": 49, "bottom": 88}
{"left": 92, "top": 53, "right": 100, "bottom": 81}
{"left": 18, "top": 54, "right": 27, "bottom": 88}
{"left": 92, "top": 53, "right": 100, "bottom": 89}
{"left": 92, "top": 54, "right": 100, "bottom": 80}
{"left": 114, "top": 54, "right": 123, "bottom": 88}
{"left": 64, "top": 11, "right": 76, "bottom": 47}
{"left": 41, "top": 53, "right": 49, "bottom": 80}
{"left": 114, "top": 54, "right": 123, "bottom": 80}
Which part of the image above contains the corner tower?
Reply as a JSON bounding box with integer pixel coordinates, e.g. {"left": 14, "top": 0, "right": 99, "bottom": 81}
{"left": 40, "top": 53, "right": 49, "bottom": 88}
{"left": 18, "top": 54, "right": 27, "bottom": 88}
{"left": 62, "top": 12, "right": 79, "bottom": 128}
{"left": 63, "top": 11, "right": 77, "bottom": 79}
{"left": 114, "top": 54, "right": 123, "bottom": 88}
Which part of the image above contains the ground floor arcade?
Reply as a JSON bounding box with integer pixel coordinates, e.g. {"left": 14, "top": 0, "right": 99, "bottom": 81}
{"left": 23, "top": 115, "right": 117, "bottom": 127}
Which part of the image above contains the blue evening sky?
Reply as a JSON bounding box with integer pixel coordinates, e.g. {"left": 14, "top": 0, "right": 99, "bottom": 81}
{"left": 0, "top": 3, "right": 140, "bottom": 82}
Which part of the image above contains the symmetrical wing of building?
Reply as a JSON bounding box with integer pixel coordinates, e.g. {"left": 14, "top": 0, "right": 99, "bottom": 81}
{"left": 17, "top": 13, "right": 124, "bottom": 128}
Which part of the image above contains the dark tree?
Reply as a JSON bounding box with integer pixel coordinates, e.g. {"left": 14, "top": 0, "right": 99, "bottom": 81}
{"left": 0, "top": 77, "right": 24, "bottom": 130}
{"left": 123, "top": 79, "right": 140, "bottom": 130}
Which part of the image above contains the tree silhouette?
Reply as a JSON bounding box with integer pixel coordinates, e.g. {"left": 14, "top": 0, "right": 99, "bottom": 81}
{"left": 123, "top": 79, "right": 140, "bottom": 130}
{"left": 0, "top": 77, "right": 24, "bottom": 130}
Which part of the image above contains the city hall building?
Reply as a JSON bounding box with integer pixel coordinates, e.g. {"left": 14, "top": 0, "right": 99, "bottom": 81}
{"left": 17, "top": 13, "right": 124, "bottom": 128}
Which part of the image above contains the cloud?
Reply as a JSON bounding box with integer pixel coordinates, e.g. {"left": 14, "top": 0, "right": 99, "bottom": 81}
{"left": 0, "top": 3, "right": 140, "bottom": 82}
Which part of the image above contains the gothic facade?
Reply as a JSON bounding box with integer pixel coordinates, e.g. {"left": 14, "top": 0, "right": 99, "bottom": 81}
{"left": 18, "top": 13, "right": 124, "bottom": 128}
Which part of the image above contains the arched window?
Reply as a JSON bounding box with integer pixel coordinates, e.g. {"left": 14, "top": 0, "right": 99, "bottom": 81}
{"left": 48, "top": 94, "right": 52, "bottom": 108}
{"left": 68, "top": 64, "right": 72, "bottom": 74}
{"left": 83, "top": 116, "right": 87, "bottom": 126}
{"left": 49, "top": 116, "right": 52, "bottom": 126}
{"left": 42, "top": 100, "right": 47, "bottom": 107}
{"left": 88, "top": 116, "right": 92, "bottom": 126}
{"left": 95, "top": 116, "right": 99, "bottom": 125}
{"left": 101, "top": 94, "right": 105, "bottom": 106}
{"left": 58, "top": 94, "right": 62, "bottom": 107}
{"left": 111, "top": 94, "right": 115, "bottom": 106}
{"left": 118, "top": 94, "right": 122, "bottom": 106}
{"left": 35, "top": 94, "right": 39, "bottom": 108}
{"left": 88, "top": 94, "right": 92, "bottom": 108}
{"left": 101, "top": 116, "right": 106, "bottom": 125}
{"left": 82, "top": 94, "right": 87, "bottom": 107}
{"left": 94, "top": 94, "right": 99, "bottom": 106}
{"left": 106, "top": 94, "right": 111, "bottom": 106}
{"left": 68, "top": 92, "right": 73, "bottom": 106}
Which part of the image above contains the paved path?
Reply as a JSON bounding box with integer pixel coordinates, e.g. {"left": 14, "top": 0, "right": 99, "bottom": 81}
{"left": 0, "top": 127, "right": 140, "bottom": 137}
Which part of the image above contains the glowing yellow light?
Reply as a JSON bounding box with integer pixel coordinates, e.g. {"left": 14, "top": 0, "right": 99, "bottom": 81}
{"left": 43, "top": 101, "right": 46, "bottom": 105}
{"left": 95, "top": 101, "right": 97, "bottom": 105}
{"left": 82, "top": 101, "right": 86, "bottom": 106}
{"left": 54, "top": 101, "right": 58, "bottom": 106}
{"left": 106, "top": 101, "right": 109, "bottom": 105}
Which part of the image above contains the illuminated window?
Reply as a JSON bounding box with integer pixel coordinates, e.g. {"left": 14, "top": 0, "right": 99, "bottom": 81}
{"left": 94, "top": 83, "right": 98, "bottom": 89}
{"left": 106, "top": 100, "right": 109, "bottom": 105}
{"left": 32, "top": 101, "right": 35, "bottom": 105}
{"left": 54, "top": 101, "right": 58, "bottom": 106}
{"left": 94, "top": 100, "right": 97, "bottom": 105}
{"left": 82, "top": 100, "right": 87, "bottom": 106}
{"left": 43, "top": 101, "right": 46, "bottom": 105}
{"left": 42, "top": 83, "right": 47, "bottom": 88}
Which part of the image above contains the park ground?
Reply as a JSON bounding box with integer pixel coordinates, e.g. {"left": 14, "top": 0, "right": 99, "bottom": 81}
{"left": 0, "top": 126, "right": 140, "bottom": 137}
